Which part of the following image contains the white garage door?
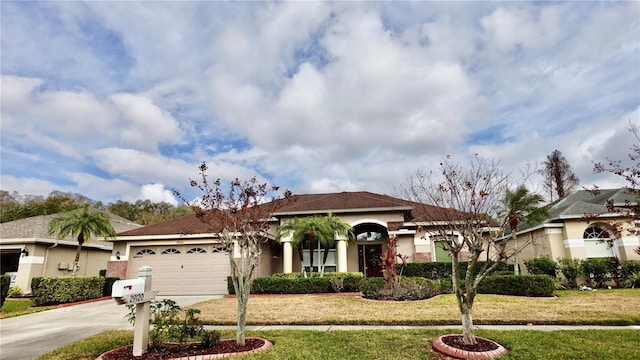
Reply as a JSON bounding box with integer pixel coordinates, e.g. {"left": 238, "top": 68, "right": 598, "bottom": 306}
{"left": 128, "top": 244, "right": 230, "bottom": 295}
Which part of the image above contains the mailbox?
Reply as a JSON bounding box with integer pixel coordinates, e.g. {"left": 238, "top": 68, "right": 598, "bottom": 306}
{"left": 112, "top": 278, "right": 146, "bottom": 304}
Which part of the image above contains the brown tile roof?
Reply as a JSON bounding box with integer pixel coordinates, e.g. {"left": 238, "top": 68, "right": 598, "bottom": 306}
{"left": 116, "top": 191, "right": 492, "bottom": 237}
{"left": 117, "top": 213, "right": 214, "bottom": 236}
{"left": 273, "top": 191, "right": 412, "bottom": 214}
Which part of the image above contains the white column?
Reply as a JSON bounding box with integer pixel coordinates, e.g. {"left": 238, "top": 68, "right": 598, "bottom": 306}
{"left": 283, "top": 237, "right": 293, "bottom": 273}
{"left": 337, "top": 239, "right": 348, "bottom": 273}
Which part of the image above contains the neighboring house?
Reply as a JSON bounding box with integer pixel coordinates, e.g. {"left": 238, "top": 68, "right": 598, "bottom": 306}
{"left": 108, "top": 191, "right": 478, "bottom": 295}
{"left": 512, "top": 188, "right": 640, "bottom": 272}
{"left": 0, "top": 212, "right": 141, "bottom": 294}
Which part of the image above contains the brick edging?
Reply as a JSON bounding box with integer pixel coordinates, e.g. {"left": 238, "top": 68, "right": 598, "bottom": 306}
{"left": 95, "top": 337, "right": 273, "bottom": 360}
{"left": 432, "top": 335, "right": 508, "bottom": 360}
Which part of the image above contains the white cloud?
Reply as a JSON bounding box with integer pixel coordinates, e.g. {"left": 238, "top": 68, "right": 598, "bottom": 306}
{"left": 139, "top": 183, "right": 178, "bottom": 205}
{"left": 0, "top": 174, "right": 62, "bottom": 197}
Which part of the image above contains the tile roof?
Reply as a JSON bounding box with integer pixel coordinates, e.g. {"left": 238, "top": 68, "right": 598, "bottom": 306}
{"left": 116, "top": 191, "right": 480, "bottom": 237}
{"left": 548, "top": 188, "right": 637, "bottom": 219}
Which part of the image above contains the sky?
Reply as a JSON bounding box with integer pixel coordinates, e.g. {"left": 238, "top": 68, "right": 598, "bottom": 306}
{"left": 1, "top": 1, "right": 639, "bottom": 206}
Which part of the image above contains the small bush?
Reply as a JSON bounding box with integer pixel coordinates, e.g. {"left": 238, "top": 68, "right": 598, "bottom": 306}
{"left": 31, "top": 276, "right": 105, "bottom": 305}
{"left": 477, "top": 275, "right": 555, "bottom": 297}
{"left": 558, "top": 258, "right": 583, "bottom": 289}
{"left": 524, "top": 256, "right": 557, "bottom": 277}
{"left": 102, "top": 277, "right": 120, "bottom": 297}
{"left": 360, "top": 276, "right": 440, "bottom": 301}
{"left": 623, "top": 272, "right": 640, "bottom": 288}
{"left": 7, "top": 286, "right": 22, "bottom": 297}
{"left": 0, "top": 275, "right": 10, "bottom": 307}
{"left": 621, "top": 260, "right": 640, "bottom": 281}
{"left": 582, "top": 258, "right": 618, "bottom": 288}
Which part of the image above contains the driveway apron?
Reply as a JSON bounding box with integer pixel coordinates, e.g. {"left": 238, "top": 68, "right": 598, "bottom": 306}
{"left": 0, "top": 296, "right": 217, "bottom": 360}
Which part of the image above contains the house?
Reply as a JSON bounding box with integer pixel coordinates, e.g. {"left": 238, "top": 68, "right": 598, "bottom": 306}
{"left": 107, "top": 191, "right": 478, "bottom": 295}
{"left": 0, "top": 212, "right": 141, "bottom": 294}
{"left": 511, "top": 188, "right": 640, "bottom": 272}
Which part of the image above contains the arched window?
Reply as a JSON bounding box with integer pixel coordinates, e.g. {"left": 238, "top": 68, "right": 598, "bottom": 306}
{"left": 186, "top": 247, "right": 207, "bottom": 254}
{"left": 135, "top": 249, "right": 156, "bottom": 256}
{"left": 583, "top": 225, "right": 614, "bottom": 258}
{"left": 212, "top": 245, "right": 226, "bottom": 253}
{"left": 161, "top": 248, "right": 181, "bottom": 255}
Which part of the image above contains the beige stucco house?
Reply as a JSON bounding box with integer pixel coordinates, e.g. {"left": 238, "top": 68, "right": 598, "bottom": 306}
{"left": 108, "top": 191, "right": 478, "bottom": 295}
{"left": 0, "top": 212, "right": 141, "bottom": 294}
{"left": 509, "top": 188, "right": 640, "bottom": 273}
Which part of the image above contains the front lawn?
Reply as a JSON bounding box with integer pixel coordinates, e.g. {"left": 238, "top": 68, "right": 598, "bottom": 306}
{"left": 36, "top": 329, "right": 640, "bottom": 360}
{"left": 191, "top": 289, "right": 640, "bottom": 325}
{"left": 0, "top": 298, "right": 53, "bottom": 319}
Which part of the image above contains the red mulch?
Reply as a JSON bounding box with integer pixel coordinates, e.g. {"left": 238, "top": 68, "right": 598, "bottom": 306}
{"left": 441, "top": 335, "right": 499, "bottom": 352}
{"left": 100, "top": 338, "right": 265, "bottom": 360}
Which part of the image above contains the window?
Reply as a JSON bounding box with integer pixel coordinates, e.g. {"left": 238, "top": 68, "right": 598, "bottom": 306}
{"left": 161, "top": 248, "right": 181, "bottom": 255}
{"left": 135, "top": 249, "right": 156, "bottom": 256}
{"left": 186, "top": 247, "right": 207, "bottom": 254}
{"left": 303, "top": 240, "right": 336, "bottom": 273}
{"left": 212, "top": 245, "right": 226, "bottom": 253}
{"left": 583, "top": 226, "right": 614, "bottom": 258}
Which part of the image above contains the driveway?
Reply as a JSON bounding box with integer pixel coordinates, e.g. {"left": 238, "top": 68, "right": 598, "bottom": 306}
{"left": 0, "top": 296, "right": 218, "bottom": 360}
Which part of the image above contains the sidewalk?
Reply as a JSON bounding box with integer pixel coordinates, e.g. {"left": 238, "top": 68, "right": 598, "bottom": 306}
{"left": 204, "top": 324, "right": 640, "bottom": 331}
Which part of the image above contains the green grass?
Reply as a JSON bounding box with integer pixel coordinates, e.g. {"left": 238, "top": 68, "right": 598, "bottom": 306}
{"left": 0, "top": 298, "right": 53, "bottom": 318}
{"left": 36, "top": 329, "right": 640, "bottom": 360}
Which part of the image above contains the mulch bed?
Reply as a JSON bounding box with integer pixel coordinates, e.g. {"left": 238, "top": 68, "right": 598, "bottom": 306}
{"left": 99, "top": 338, "right": 266, "bottom": 360}
{"left": 441, "top": 335, "right": 499, "bottom": 352}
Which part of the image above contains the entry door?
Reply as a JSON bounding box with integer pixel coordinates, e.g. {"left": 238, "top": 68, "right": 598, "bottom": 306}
{"left": 358, "top": 244, "right": 383, "bottom": 277}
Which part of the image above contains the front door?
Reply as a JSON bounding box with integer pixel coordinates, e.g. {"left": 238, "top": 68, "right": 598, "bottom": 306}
{"left": 358, "top": 244, "right": 383, "bottom": 277}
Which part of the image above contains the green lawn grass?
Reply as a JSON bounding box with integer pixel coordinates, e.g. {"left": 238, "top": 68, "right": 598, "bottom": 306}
{"left": 36, "top": 329, "right": 640, "bottom": 360}
{"left": 0, "top": 298, "right": 53, "bottom": 319}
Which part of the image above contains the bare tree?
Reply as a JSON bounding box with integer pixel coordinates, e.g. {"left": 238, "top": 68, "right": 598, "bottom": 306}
{"left": 539, "top": 150, "right": 580, "bottom": 201}
{"left": 593, "top": 123, "right": 640, "bottom": 256}
{"left": 401, "top": 156, "right": 536, "bottom": 345}
{"left": 175, "top": 162, "right": 290, "bottom": 346}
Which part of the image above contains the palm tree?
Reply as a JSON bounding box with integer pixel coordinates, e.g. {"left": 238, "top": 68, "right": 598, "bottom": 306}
{"left": 47, "top": 204, "right": 117, "bottom": 276}
{"left": 500, "top": 185, "right": 548, "bottom": 275}
{"left": 277, "top": 213, "right": 354, "bottom": 277}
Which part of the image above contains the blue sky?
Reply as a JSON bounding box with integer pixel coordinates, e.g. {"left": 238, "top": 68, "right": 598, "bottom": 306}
{"left": 1, "top": 1, "right": 639, "bottom": 205}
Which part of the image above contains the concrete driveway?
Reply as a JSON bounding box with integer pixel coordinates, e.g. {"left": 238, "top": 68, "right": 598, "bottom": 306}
{"left": 0, "top": 296, "right": 218, "bottom": 360}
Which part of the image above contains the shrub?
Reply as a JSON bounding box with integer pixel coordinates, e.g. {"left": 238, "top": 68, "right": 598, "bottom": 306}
{"left": 0, "top": 275, "right": 10, "bottom": 307}
{"left": 102, "top": 277, "right": 120, "bottom": 297}
{"left": 477, "top": 275, "right": 555, "bottom": 297}
{"left": 582, "top": 258, "right": 618, "bottom": 288}
{"left": 557, "top": 258, "right": 583, "bottom": 288}
{"left": 621, "top": 260, "right": 640, "bottom": 281}
{"left": 227, "top": 272, "right": 363, "bottom": 294}
{"left": 7, "top": 286, "right": 22, "bottom": 298}
{"left": 360, "top": 276, "right": 440, "bottom": 301}
{"left": 126, "top": 298, "right": 220, "bottom": 348}
{"left": 31, "top": 276, "right": 105, "bottom": 305}
{"left": 624, "top": 272, "right": 640, "bottom": 288}
{"left": 524, "top": 256, "right": 557, "bottom": 277}
{"left": 398, "top": 261, "right": 512, "bottom": 280}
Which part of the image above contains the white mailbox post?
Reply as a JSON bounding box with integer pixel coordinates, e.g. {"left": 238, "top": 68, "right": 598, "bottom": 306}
{"left": 111, "top": 266, "right": 158, "bottom": 357}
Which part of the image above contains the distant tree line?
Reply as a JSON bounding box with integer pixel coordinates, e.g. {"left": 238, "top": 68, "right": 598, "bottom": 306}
{"left": 0, "top": 190, "right": 192, "bottom": 224}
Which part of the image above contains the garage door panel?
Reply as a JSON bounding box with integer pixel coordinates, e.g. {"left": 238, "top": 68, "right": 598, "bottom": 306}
{"left": 128, "top": 245, "right": 230, "bottom": 295}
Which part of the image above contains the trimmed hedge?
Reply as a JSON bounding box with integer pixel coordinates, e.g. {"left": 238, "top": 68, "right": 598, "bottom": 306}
{"left": 31, "top": 276, "right": 105, "bottom": 305}
{"left": 524, "top": 256, "right": 557, "bottom": 277}
{"left": 582, "top": 258, "right": 618, "bottom": 288}
{"left": 398, "top": 261, "right": 513, "bottom": 280}
{"left": 1, "top": 275, "right": 10, "bottom": 308}
{"left": 478, "top": 275, "right": 555, "bottom": 297}
{"left": 227, "top": 272, "right": 363, "bottom": 294}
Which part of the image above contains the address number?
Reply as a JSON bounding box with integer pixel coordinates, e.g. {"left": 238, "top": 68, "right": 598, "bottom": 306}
{"left": 129, "top": 293, "right": 145, "bottom": 304}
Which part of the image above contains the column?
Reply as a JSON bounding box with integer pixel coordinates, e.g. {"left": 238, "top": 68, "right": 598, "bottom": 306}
{"left": 282, "top": 237, "right": 293, "bottom": 273}
{"left": 336, "top": 237, "right": 348, "bottom": 273}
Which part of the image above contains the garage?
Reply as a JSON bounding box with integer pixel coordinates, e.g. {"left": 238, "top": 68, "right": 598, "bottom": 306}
{"left": 127, "top": 244, "right": 230, "bottom": 295}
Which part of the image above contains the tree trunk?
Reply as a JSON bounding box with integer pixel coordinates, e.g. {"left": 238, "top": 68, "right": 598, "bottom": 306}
{"left": 72, "top": 234, "right": 85, "bottom": 276}
{"left": 512, "top": 231, "right": 519, "bottom": 275}
{"left": 297, "top": 244, "right": 307, "bottom": 278}
{"left": 235, "top": 276, "right": 249, "bottom": 346}
{"left": 461, "top": 303, "right": 477, "bottom": 345}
